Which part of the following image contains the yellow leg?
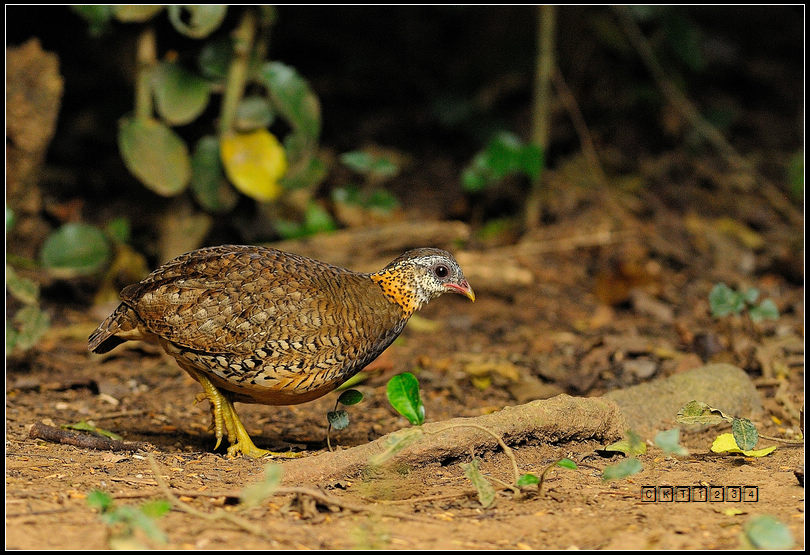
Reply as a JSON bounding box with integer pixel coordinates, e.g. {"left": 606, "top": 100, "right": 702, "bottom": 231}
{"left": 185, "top": 367, "right": 302, "bottom": 459}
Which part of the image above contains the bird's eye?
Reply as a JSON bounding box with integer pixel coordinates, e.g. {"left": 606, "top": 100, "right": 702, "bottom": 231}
{"left": 434, "top": 265, "right": 449, "bottom": 278}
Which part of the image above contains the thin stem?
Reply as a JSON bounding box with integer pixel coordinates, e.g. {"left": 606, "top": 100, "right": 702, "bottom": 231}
{"left": 219, "top": 9, "right": 257, "bottom": 135}
{"left": 134, "top": 26, "right": 157, "bottom": 122}
{"left": 525, "top": 5, "right": 557, "bottom": 230}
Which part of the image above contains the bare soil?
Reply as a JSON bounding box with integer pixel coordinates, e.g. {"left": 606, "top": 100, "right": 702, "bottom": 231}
{"left": 6, "top": 183, "right": 804, "bottom": 549}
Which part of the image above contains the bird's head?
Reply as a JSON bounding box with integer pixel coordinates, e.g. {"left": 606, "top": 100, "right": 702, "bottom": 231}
{"left": 371, "top": 248, "right": 475, "bottom": 316}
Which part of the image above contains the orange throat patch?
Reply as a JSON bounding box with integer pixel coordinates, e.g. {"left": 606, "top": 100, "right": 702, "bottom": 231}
{"left": 370, "top": 270, "right": 419, "bottom": 317}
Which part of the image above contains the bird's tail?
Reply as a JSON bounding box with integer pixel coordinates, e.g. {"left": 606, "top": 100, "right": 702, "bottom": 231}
{"left": 88, "top": 303, "right": 138, "bottom": 354}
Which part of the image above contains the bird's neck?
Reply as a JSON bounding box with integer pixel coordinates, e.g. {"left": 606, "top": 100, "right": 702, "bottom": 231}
{"left": 370, "top": 268, "right": 422, "bottom": 318}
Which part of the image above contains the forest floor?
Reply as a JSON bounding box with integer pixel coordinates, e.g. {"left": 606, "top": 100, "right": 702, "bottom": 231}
{"left": 5, "top": 162, "right": 804, "bottom": 549}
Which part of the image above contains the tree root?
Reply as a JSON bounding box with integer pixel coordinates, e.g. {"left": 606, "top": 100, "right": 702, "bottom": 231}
{"left": 279, "top": 394, "right": 625, "bottom": 485}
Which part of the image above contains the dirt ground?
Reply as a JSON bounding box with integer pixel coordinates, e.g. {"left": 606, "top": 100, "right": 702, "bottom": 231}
{"left": 5, "top": 179, "right": 805, "bottom": 548}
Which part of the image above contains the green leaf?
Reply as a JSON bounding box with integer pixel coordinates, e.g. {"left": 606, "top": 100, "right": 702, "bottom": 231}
{"left": 386, "top": 372, "right": 425, "bottom": 426}
{"left": 742, "top": 287, "right": 760, "bottom": 304}
{"left": 516, "top": 473, "right": 540, "bottom": 487}
{"left": 368, "top": 427, "right": 423, "bottom": 466}
{"left": 139, "top": 499, "right": 171, "bottom": 519}
{"left": 167, "top": 5, "right": 227, "bottom": 39}
{"left": 127, "top": 508, "right": 167, "bottom": 543}
{"left": 749, "top": 299, "right": 779, "bottom": 323}
{"left": 461, "top": 459, "right": 496, "bottom": 508}
{"left": 40, "top": 222, "right": 111, "bottom": 277}
{"left": 71, "top": 5, "right": 114, "bottom": 36}
{"left": 601, "top": 458, "right": 643, "bottom": 481}
{"left": 303, "top": 202, "right": 337, "bottom": 234}
{"left": 676, "top": 400, "right": 733, "bottom": 426}
{"left": 119, "top": 117, "right": 191, "bottom": 197}
{"left": 63, "top": 420, "right": 123, "bottom": 441}
{"left": 327, "top": 410, "right": 350, "bottom": 431}
{"left": 741, "top": 515, "right": 795, "bottom": 549}
{"left": 112, "top": 5, "right": 164, "bottom": 22}
{"left": 87, "top": 489, "right": 114, "bottom": 512}
{"left": 654, "top": 428, "right": 690, "bottom": 456}
{"left": 152, "top": 62, "right": 211, "bottom": 126}
{"left": 240, "top": 463, "right": 283, "bottom": 508}
{"left": 105, "top": 217, "right": 131, "bottom": 244}
{"left": 280, "top": 154, "right": 328, "bottom": 191}
{"left": 339, "top": 151, "right": 399, "bottom": 180}
{"left": 556, "top": 458, "right": 578, "bottom": 470}
{"left": 235, "top": 96, "right": 275, "bottom": 132}
{"left": 190, "top": 136, "right": 239, "bottom": 213}
{"left": 6, "top": 265, "right": 40, "bottom": 305}
{"left": 731, "top": 418, "right": 758, "bottom": 451}
{"left": 198, "top": 37, "right": 232, "bottom": 80}
{"left": 605, "top": 430, "right": 647, "bottom": 456}
{"left": 258, "top": 61, "right": 321, "bottom": 151}
{"left": 337, "top": 389, "right": 364, "bottom": 406}
{"left": 6, "top": 206, "right": 15, "bottom": 230}
{"left": 709, "top": 282, "right": 744, "bottom": 318}
{"left": 519, "top": 143, "right": 544, "bottom": 181}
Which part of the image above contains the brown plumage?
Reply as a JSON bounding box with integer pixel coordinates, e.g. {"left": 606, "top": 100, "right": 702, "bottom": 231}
{"left": 88, "top": 245, "right": 474, "bottom": 457}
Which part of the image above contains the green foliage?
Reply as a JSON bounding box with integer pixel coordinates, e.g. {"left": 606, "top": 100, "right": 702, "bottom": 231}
{"left": 64, "top": 420, "right": 123, "bottom": 441}
{"left": 87, "top": 489, "right": 170, "bottom": 549}
{"left": 151, "top": 62, "right": 211, "bottom": 126}
{"left": 118, "top": 117, "right": 192, "bottom": 197}
{"left": 386, "top": 372, "right": 425, "bottom": 426}
{"left": 274, "top": 202, "right": 337, "bottom": 239}
{"left": 462, "top": 132, "right": 544, "bottom": 192}
{"left": 326, "top": 389, "right": 364, "bottom": 450}
{"left": 190, "top": 136, "right": 239, "bottom": 213}
{"left": 604, "top": 429, "right": 647, "bottom": 456}
{"left": 461, "top": 459, "right": 496, "bottom": 508}
{"left": 677, "top": 400, "right": 776, "bottom": 457}
{"left": 332, "top": 185, "right": 400, "bottom": 214}
{"left": 653, "top": 428, "right": 689, "bottom": 456}
{"left": 76, "top": 6, "right": 325, "bottom": 210}
{"left": 239, "top": 463, "right": 282, "bottom": 509}
{"left": 340, "top": 151, "right": 400, "bottom": 181}
{"left": 166, "top": 5, "right": 227, "bottom": 39}
{"left": 709, "top": 283, "right": 779, "bottom": 323}
{"left": 601, "top": 458, "right": 643, "bottom": 481}
{"left": 741, "top": 515, "right": 795, "bottom": 549}
{"left": 731, "top": 417, "right": 758, "bottom": 451}
{"left": 40, "top": 222, "right": 112, "bottom": 278}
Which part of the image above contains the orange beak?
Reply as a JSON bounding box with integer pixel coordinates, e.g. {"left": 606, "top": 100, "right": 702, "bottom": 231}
{"left": 444, "top": 280, "right": 475, "bottom": 302}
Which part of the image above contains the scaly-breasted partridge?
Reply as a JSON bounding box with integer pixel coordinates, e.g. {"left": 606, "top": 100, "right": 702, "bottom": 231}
{"left": 88, "top": 245, "right": 474, "bottom": 457}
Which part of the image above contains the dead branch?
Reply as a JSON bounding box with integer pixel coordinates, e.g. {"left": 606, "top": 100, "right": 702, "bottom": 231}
{"left": 28, "top": 422, "right": 152, "bottom": 453}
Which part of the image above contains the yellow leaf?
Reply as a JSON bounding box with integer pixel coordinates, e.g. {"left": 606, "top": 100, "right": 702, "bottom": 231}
{"left": 220, "top": 129, "right": 287, "bottom": 202}
{"left": 710, "top": 433, "right": 777, "bottom": 457}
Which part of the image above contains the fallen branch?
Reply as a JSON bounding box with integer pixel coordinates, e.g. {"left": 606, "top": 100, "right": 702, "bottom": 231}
{"left": 28, "top": 422, "right": 152, "bottom": 453}
{"left": 279, "top": 394, "right": 625, "bottom": 485}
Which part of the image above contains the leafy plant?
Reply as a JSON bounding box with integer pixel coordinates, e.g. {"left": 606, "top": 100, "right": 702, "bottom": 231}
{"left": 73, "top": 6, "right": 324, "bottom": 212}
{"left": 326, "top": 389, "right": 364, "bottom": 451}
{"left": 740, "top": 515, "right": 795, "bottom": 549}
{"left": 6, "top": 211, "right": 51, "bottom": 355}
{"left": 386, "top": 372, "right": 425, "bottom": 426}
{"left": 87, "top": 489, "right": 170, "bottom": 549}
{"left": 709, "top": 283, "right": 779, "bottom": 323}
{"left": 676, "top": 400, "right": 777, "bottom": 457}
{"left": 462, "top": 131, "right": 544, "bottom": 193}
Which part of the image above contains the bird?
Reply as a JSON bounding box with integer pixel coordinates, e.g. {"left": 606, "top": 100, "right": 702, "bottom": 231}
{"left": 88, "top": 245, "right": 475, "bottom": 458}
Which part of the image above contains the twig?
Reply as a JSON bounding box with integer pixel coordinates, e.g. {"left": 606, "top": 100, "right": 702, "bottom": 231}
{"left": 147, "top": 454, "right": 275, "bottom": 541}
{"left": 28, "top": 422, "right": 152, "bottom": 453}
{"left": 552, "top": 67, "right": 607, "bottom": 185}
